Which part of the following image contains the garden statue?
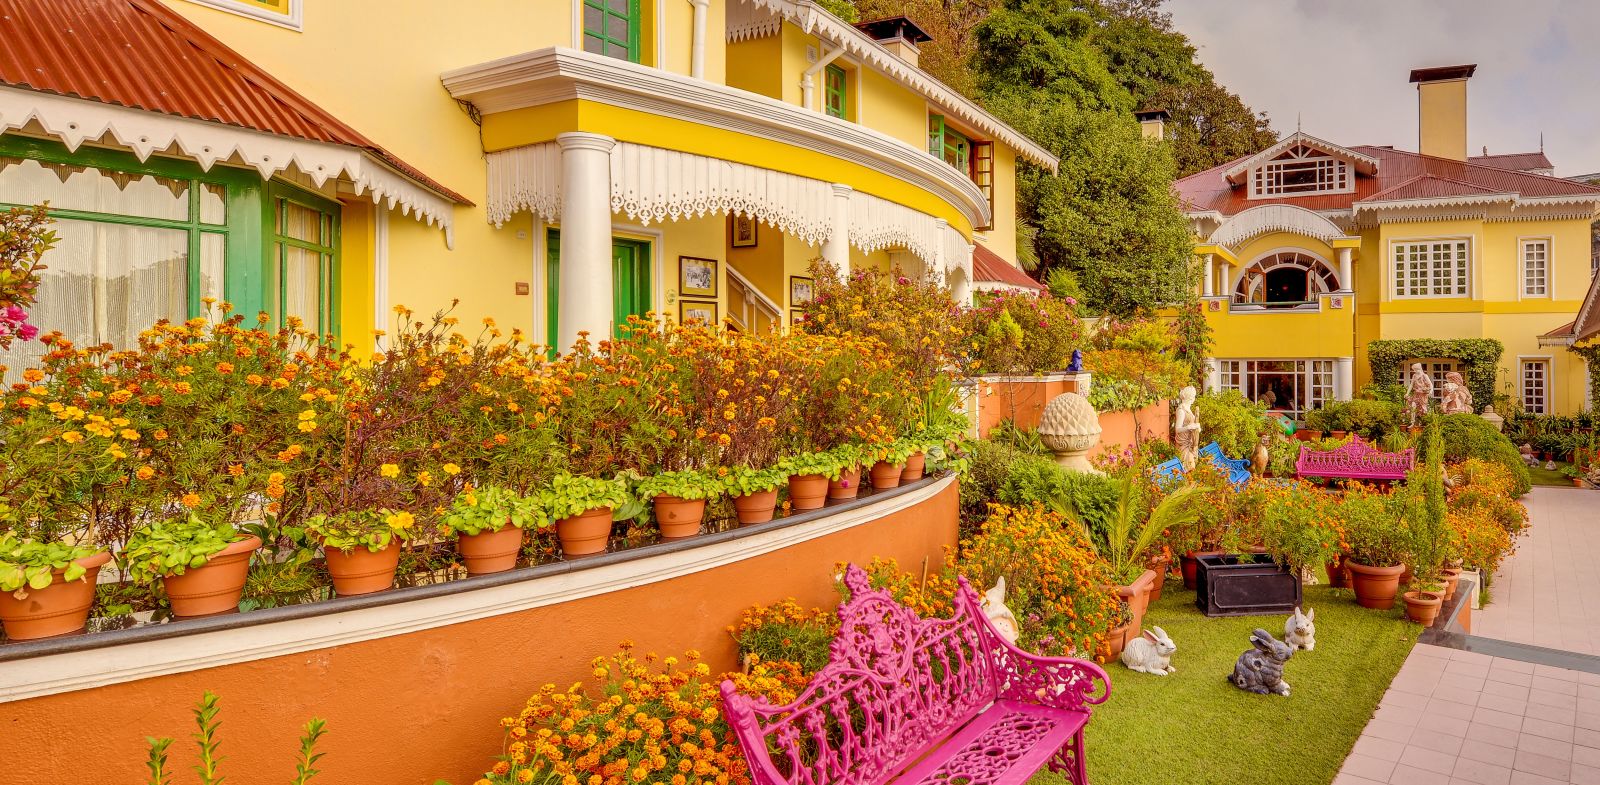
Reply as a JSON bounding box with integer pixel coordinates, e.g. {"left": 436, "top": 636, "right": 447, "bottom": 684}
{"left": 1405, "top": 363, "right": 1432, "bottom": 426}
{"left": 1174, "top": 385, "right": 1201, "bottom": 471}
{"left": 1261, "top": 387, "right": 1277, "bottom": 409}
{"left": 1229, "top": 628, "right": 1294, "bottom": 696}
{"left": 1251, "top": 433, "right": 1271, "bottom": 476}
{"left": 1520, "top": 442, "right": 1538, "bottom": 466}
{"left": 981, "top": 577, "right": 1020, "bottom": 644}
{"left": 1284, "top": 606, "right": 1316, "bottom": 652}
{"left": 1121, "top": 626, "right": 1177, "bottom": 675}
{"left": 1066, "top": 349, "right": 1084, "bottom": 373}
{"left": 1038, "top": 391, "right": 1103, "bottom": 474}
{"left": 1440, "top": 371, "right": 1473, "bottom": 414}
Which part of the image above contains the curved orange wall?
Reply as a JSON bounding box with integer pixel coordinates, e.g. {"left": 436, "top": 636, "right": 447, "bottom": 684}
{"left": 6, "top": 481, "right": 958, "bottom": 785}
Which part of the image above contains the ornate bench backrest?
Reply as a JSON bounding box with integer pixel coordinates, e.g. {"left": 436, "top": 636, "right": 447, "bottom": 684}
{"left": 721, "top": 564, "right": 1001, "bottom": 785}
{"left": 1295, "top": 439, "right": 1415, "bottom": 478}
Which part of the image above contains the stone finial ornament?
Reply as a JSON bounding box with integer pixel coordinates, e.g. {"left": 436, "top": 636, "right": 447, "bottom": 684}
{"left": 1405, "top": 363, "right": 1432, "bottom": 426}
{"left": 1173, "top": 385, "right": 1201, "bottom": 471}
{"left": 1479, "top": 405, "right": 1504, "bottom": 432}
{"left": 1038, "top": 391, "right": 1103, "bottom": 474}
{"left": 1229, "top": 628, "right": 1294, "bottom": 697}
{"left": 1440, "top": 371, "right": 1473, "bottom": 415}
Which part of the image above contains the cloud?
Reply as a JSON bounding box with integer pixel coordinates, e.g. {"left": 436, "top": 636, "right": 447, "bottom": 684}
{"left": 1166, "top": 0, "right": 1600, "bottom": 176}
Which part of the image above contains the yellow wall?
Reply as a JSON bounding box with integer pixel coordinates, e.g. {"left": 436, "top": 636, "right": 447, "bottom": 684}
{"left": 858, "top": 66, "right": 927, "bottom": 149}
{"left": 1417, "top": 79, "right": 1468, "bottom": 161}
{"left": 725, "top": 35, "right": 783, "bottom": 99}
{"left": 977, "top": 143, "right": 1020, "bottom": 264}
{"left": 1204, "top": 296, "right": 1355, "bottom": 359}
{"left": 338, "top": 201, "right": 375, "bottom": 352}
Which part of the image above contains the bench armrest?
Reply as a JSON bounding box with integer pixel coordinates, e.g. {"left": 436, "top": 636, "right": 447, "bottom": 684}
{"left": 990, "top": 636, "right": 1111, "bottom": 713}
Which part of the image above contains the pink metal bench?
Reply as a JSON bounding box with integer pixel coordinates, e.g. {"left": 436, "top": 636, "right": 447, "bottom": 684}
{"left": 720, "top": 564, "right": 1111, "bottom": 785}
{"left": 1294, "top": 438, "right": 1414, "bottom": 482}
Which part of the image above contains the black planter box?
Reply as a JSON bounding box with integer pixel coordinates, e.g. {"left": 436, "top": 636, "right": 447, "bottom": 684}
{"left": 1194, "top": 553, "right": 1302, "bottom": 617}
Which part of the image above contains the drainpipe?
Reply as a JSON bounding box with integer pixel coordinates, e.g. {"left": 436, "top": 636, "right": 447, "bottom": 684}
{"left": 800, "top": 43, "right": 845, "bottom": 111}
{"left": 689, "top": 0, "right": 709, "bottom": 79}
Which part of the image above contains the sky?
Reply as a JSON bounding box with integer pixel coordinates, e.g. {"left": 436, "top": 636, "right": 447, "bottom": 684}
{"left": 1165, "top": 0, "right": 1600, "bottom": 177}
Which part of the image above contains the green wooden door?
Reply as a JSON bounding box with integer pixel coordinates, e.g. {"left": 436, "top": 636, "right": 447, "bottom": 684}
{"left": 546, "top": 229, "right": 562, "bottom": 357}
{"left": 611, "top": 238, "right": 651, "bottom": 338}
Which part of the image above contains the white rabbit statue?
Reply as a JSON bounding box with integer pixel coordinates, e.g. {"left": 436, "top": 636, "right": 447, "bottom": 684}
{"left": 1120, "top": 626, "right": 1177, "bottom": 675}
{"left": 1284, "top": 606, "right": 1316, "bottom": 651}
{"left": 982, "top": 576, "right": 1020, "bottom": 644}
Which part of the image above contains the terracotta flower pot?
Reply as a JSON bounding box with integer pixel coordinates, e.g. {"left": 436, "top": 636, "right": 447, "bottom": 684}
{"left": 654, "top": 495, "right": 706, "bottom": 539}
{"left": 1180, "top": 550, "right": 1220, "bottom": 590}
{"left": 1403, "top": 590, "right": 1444, "bottom": 627}
{"left": 900, "top": 453, "right": 926, "bottom": 482}
{"left": 1574, "top": 478, "right": 1586, "bottom": 488}
{"left": 323, "top": 539, "right": 402, "bottom": 597}
{"left": 787, "top": 474, "right": 828, "bottom": 511}
{"left": 869, "top": 461, "right": 905, "bottom": 490}
{"left": 1325, "top": 556, "right": 1350, "bottom": 589}
{"left": 1103, "top": 621, "right": 1133, "bottom": 662}
{"left": 457, "top": 525, "right": 524, "bottom": 576}
{"left": 556, "top": 507, "right": 613, "bottom": 557}
{"left": 731, "top": 489, "right": 779, "bottom": 525}
{"left": 163, "top": 534, "right": 262, "bottom": 617}
{"left": 1301, "top": 430, "right": 1325, "bottom": 441}
{"left": 1330, "top": 430, "right": 1348, "bottom": 439}
{"left": 1147, "top": 557, "right": 1171, "bottom": 602}
{"left": 1115, "top": 569, "right": 1158, "bottom": 636}
{"left": 0, "top": 549, "right": 112, "bottom": 640}
{"left": 1347, "top": 561, "right": 1406, "bottom": 610}
{"left": 828, "top": 466, "right": 861, "bottom": 500}
{"left": 1439, "top": 568, "right": 1462, "bottom": 600}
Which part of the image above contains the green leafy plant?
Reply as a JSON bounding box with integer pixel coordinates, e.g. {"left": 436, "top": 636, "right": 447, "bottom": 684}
{"left": 305, "top": 509, "right": 416, "bottom": 554}
{"left": 1338, "top": 486, "right": 1412, "bottom": 568}
{"left": 777, "top": 448, "right": 853, "bottom": 481}
{"left": 539, "top": 472, "right": 630, "bottom": 521}
{"left": 123, "top": 514, "right": 244, "bottom": 584}
{"left": 142, "top": 691, "right": 328, "bottom": 785}
{"left": 442, "top": 485, "right": 547, "bottom": 536}
{"left": 0, "top": 535, "right": 98, "bottom": 592}
{"left": 1193, "top": 389, "right": 1267, "bottom": 458}
{"left": 1435, "top": 413, "right": 1532, "bottom": 496}
{"left": 637, "top": 469, "right": 725, "bottom": 501}
{"left": 1063, "top": 476, "right": 1203, "bottom": 584}
{"left": 1366, "top": 338, "right": 1503, "bottom": 411}
{"left": 720, "top": 465, "right": 788, "bottom": 496}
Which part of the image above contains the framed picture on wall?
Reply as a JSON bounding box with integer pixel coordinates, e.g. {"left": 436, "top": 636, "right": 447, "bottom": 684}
{"left": 680, "top": 299, "right": 719, "bottom": 325}
{"left": 679, "top": 256, "right": 718, "bottom": 298}
{"left": 790, "top": 309, "right": 806, "bottom": 327}
{"left": 732, "top": 215, "right": 758, "bottom": 248}
{"left": 789, "top": 276, "right": 815, "bottom": 306}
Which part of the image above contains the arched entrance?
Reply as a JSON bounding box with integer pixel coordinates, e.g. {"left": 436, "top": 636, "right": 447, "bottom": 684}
{"left": 1234, "top": 250, "right": 1340, "bottom": 307}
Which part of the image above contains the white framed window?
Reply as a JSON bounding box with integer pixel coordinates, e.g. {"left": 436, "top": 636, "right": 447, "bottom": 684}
{"left": 1396, "top": 360, "right": 1459, "bottom": 402}
{"left": 1392, "top": 239, "right": 1470, "bottom": 298}
{"left": 1250, "top": 144, "right": 1351, "bottom": 198}
{"left": 178, "top": 0, "right": 302, "bottom": 31}
{"left": 1521, "top": 239, "right": 1550, "bottom": 297}
{"left": 1521, "top": 359, "right": 1549, "bottom": 414}
{"left": 1215, "top": 359, "right": 1335, "bottom": 416}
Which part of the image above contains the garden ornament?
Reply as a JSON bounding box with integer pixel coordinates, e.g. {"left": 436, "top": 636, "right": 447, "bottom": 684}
{"left": 1440, "top": 371, "right": 1473, "bottom": 415}
{"left": 1228, "top": 628, "right": 1293, "bottom": 696}
{"left": 1038, "top": 391, "right": 1103, "bottom": 474}
{"left": 1545, "top": 459, "right": 1557, "bottom": 472}
{"left": 1405, "top": 363, "right": 1432, "bottom": 426}
{"left": 1173, "top": 385, "right": 1201, "bottom": 472}
{"left": 1520, "top": 443, "right": 1538, "bottom": 466}
{"left": 1120, "top": 626, "right": 1177, "bottom": 675}
{"left": 981, "top": 576, "right": 1020, "bottom": 644}
{"left": 1284, "top": 606, "right": 1316, "bottom": 651}
{"left": 1066, "top": 349, "right": 1084, "bottom": 373}
{"left": 1250, "top": 433, "right": 1271, "bottom": 476}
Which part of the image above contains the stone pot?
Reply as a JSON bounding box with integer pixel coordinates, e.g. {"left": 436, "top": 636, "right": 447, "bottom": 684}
{"left": 0, "top": 549, "right": 112, "bottom": 640}
{"left": 653, "top": 495, "right": 705, "bottom": 539}
{"left": 1403, "top": 590, "right": 1444, "bottom": 627}
{"left": 869, "top": 461, "right": 905, "bottom": 490}
{"left": 1115, "top": 569, "right": 1158, "bottom": 636}
{"left": 787, "top": 474, "right": 828, "bottom": 511}
{"left": 555, "top": 507, "right": 613, "bottom": 557}
{"left": 456, "top": 525, "right": 523, "bottom": 576}
{"left": 163, "top": 534, "right": 262, "bottom": 617}
{"left": 900, "top": 453, "right": 926, "bottom": 482}
{"left": 323, "top": 539, "right": 402, "bottom": 596}
{"left": 1103, "top": 620, "right": 1133, "bottom": 662}
{"left": 827, "top": 466, "right": 862, "bottom": 500}
{"left": 1347, "top": 561, "right": 1406, "bottom": 610}
{"left": 731, "top": 489, "right": 779, "bottom": 525}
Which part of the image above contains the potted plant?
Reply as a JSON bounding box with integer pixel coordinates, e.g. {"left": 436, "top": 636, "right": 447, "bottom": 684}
{"left": 1402, "top": 586, "right": 1445, "bottom": 626}
{"left": 827, "top": 444, "right": 868, "bottom": 500}
{"left": 866, "top": 439, "right": 916, "bottom": 490}
{"left": 541, "top": 473, "right": 630, "bottom": 557}
{"left": 306, "top": 509, "right": 415, "bottom": 596}
{"left": 124, "top": 513, "right": 261, "bottom": 617}
{"left": 443, "top": 484, "right": 545, "bottom": 575}
{"left": 1260, "top": 481, "right": 1344, "bottom": 587}
{"left": 779, "top": 450, "right": 849, "bottom": 511}
{"left": 1339, "top": 487, "right": 1410, "bottom": 610}
{"left": 0, "top": 536, "right": 112, "bottom": 640}
{"left": 1561, "top": 464, "right": 1585, "bottom": 487}
{"left": 722, "top": 466, "right": 788, "bottom": 525}
{"left": 638, "top": 469, "right": 724, "bottom": 539}
{"left": 1062, "top": 475, "right": 1201, "bottom": 636}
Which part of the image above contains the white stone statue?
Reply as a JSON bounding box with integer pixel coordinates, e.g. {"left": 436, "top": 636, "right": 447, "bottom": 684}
{"left": 981, "top": 577, "right": 1020, "bottom": 644}
{"left": 1174, "top": 385, "right": 1201, "bottom": 471}
{"left": 1038, "top": 391, "right": 1103, "bottom": 474}
{"left": 1440, "top": 371, "right": 1473, "bottom": 415}
{"left": 1405, "top": 363, "right": 1432, "bottom": 426}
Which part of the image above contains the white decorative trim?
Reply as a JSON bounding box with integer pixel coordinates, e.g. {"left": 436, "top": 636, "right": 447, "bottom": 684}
{"left": 1223, "top": 131, "right": 1380, "bottom": 184}
{"left": 179, "top": 0, "right": 302, "bottom": 31}
{"left": 442, "top": 47, "right": 992, "bottom": 230}
{"left": 486, "top": 143, "right": 563, "bottom": 226}
{"left": 373, "top": 209, "right": 390, "bottom": 351}
{"left": 727, "top": 0, "right": 782, "bottom": 41}
{"left": 0, "top": 476, "right": 954, "bottom": 704}
{"left": 1355, "top": 193, "right": 1515, "bottom": 213}
{"left": 610, "top": 142, "right": 834, "bottom": 245}
{"left": 1207, "top": 204, "right": 1353, "bottom": 249}
{"left": 0, "top": 86, "right": 456, "bottom": 243}
{"left": 850, "top": 188, "right": 942, "bottom": 261}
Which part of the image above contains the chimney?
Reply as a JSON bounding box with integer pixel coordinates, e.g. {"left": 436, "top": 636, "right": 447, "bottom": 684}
{"left": 1134, "top": 108, "right": 1171, "bottom": 141}
{"left": 854, "top": 16, "right": 932, "bottom": 69}
{"left": 1410, "top": 64, "right": 1475, "bottom": 161}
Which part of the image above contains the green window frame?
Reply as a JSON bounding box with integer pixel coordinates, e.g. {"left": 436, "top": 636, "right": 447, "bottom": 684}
{"left": 824, "top": 64, "right": 848, "bottom": 120}
{"left": 927, "top": 114, "right": 969, "bottom": 170}
{"left": 544, "top": 230, "right": 652, "bottom": 346}
{"left": 266, "top": 182, "right": 341, "bottom": 336}
{"left": 583, "top": 0, "right": 642, "bottom": 63}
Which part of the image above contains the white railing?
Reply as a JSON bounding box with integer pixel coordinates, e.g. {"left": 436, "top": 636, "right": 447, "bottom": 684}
{"left": 725, "top": 265, "right": 782, "bottom": 333}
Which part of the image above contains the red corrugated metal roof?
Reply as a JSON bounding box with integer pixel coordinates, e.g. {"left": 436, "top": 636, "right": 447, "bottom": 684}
{"left": 1469, "top": 151, "right": 1553, "bottom": 172}
{"left": 1177, "top": 145, "right": 1600, "bottom": 217}
{"left": 972, "top": 243, "right": 1041, "bottom": 290}
{"left": 1360, "top": 175, "right": 1503, "bottom": 203}
{"left": 0, "top": 0, "right": 468, "bottom": 204}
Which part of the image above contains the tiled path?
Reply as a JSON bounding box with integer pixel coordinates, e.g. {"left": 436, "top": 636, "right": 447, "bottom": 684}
{"left": 1474, "top": 489, "right": 1600, "bottom": 654}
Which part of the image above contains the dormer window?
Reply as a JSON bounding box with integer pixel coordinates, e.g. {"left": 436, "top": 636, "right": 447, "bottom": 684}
{"left": 1251, "top": 144, "right": 1351, "bottom": 198}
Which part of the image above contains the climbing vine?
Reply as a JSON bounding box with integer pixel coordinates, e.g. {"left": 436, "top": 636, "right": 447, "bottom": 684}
{"left": 1366, "top": 338, "right": 1503, "bottom": 411}
{"left": 1572, "top": 339, "right": 1600, "bottom": 410}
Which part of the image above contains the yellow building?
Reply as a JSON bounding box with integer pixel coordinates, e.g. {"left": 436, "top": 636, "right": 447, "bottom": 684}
{"left": 1176, "top": 65, "right": 1600, "bottom": 416}
{"left": 0, "top": 0, "right": 1053, "bottom": 369}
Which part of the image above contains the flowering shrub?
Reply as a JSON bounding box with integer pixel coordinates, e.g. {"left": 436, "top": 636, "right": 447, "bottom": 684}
{"left": 0, "top": 205, "right": 53, "bottom": 351}
{"left": 1084, "top": 317, "right": 1189, "bottom": 411}
{"left": 1336, "top": 484, "right": 1412, "bottom": 568}
{"left": 959, "top": 289, "right": 1080, "bottom": 375}
{"left": 727, "top": 598, "right": 837, "bottom": 674}
{"left": 800, "top": 261, "right": 965, "bottom": 393}
{"left": 1258, "top": 480, "right": 1346, "bottom": 570}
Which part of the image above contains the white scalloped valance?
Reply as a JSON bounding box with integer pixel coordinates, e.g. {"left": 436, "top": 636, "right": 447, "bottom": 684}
{"left": 944, "top": 225, "right": 974, "bottom": 279}
{"left": 1208, "top": 204, "right": 1350, "bottom": 250}
{"left": 727, "top": 0, "right": 782, "bottom": 42}
{"left": 609, "top": 143, "right": 834, "bottom": 245}
{"left": 486, "top": 143, "right": 562, "bottom": 227}
{"left": 849, "top": 190, "right": 943, "bottom": 263}
{"left": 0, "top": 86, "right": 456, "bottom": 245}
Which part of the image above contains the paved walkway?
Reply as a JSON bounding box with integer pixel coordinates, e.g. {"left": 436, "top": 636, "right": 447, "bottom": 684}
{"left": 1475, "top": 488, "right": 1600, "bottom": 654}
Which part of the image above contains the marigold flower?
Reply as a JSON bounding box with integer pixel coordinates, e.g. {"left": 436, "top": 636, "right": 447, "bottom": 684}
{"left": 380, "top": 463, "right": 400, "bottom": 478}
{"left": 443, "top": 463, "right": 461, "bottom": 475}
{"left": 135, "top": 466, "right": 155, "bottom": 481}
{"left": 181, "top": 493, "right": 202, "bottom": 508}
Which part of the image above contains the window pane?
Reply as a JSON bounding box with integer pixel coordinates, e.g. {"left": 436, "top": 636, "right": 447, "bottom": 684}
{"left": 200, "top": 232, "right": 225, "bottom": 306}
{"left": 606, "top": 14, "right": 628, "bottom": 41}
{"left": 607, "top": 0, "right": 627, "bottom": 13}
{"left": 606, "top": 41, "right": 629, "bottom": 59}
{"left": 200, "top": 183, "right": 227, "bottom": 225}
{"left": 0, "top": 155, "right": 189, "bottom": 221}
{"left": 281, "top": 201, "right": 321, "bottom": 243}
{"left": 283, "top": 245, "right": 321, "bottom": 332}
{"left": 584, "top": 4, "right": 602, "bottom": 31}
{"left": 584, "top": 34, "right": 605, "bottom": 54}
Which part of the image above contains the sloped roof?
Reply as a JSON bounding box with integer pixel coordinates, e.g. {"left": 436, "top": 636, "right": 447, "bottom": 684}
{"left": 1359, "top": 175, "right": 1506, "bottom": 203}
{"left": 972, "top": 244, "right": 1042, "bottom": 291}
{"left": 1178, "top": 144, "right": 1600, "bottom": 218}
{"left": 1221, "top": 131, "right": 1380, "bottom": 184}
{"left": 0, "top": 0, "right": 468, "bottom": 204}
{"left": 1576, "top": 273, "right": 1600, "bottom": 342}
{"left": 1469, "top": 151, "right": 1553, "bottom": 173}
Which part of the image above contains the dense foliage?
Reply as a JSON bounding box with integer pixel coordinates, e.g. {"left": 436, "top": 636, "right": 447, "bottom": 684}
{"left": 1434, "top": 413, "right": 1532, "bottom": 497}
{"left": 1365, "top": 338, "right": 1503, "bottom": 413}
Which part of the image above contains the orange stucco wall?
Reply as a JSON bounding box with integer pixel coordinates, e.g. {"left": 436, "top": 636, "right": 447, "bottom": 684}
{"left": 7, "top": 481, "right": 959, "bottom": 785}
{"left": 975, "top": 375, "right": 1084, "bottom": 436}
{"left": 1090, "top": 400, "right": 1172, "bottom": 459}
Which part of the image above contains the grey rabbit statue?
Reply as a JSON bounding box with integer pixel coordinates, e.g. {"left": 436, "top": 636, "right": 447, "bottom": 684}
{"left": 1229, "top": 628, "right": 1293, "bottom": 696}
{"left": 1120, "top": 626, "right": 1176, "bottom": 675}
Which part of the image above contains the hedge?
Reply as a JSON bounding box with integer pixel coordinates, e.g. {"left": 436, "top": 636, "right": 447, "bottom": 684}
{"left": 1366, "top": 338, "right": 1503, "bottom": 413}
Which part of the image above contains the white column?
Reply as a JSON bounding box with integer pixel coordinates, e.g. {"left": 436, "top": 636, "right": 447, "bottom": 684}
{"left": 1219, "top": 260, "right": 1232, "bottom": 298}
{"left": 1201, "top": 253, "right": 1214, "bottom": 298}
{"left": 1205, "top": 358, "right": 1221, "bottom": 394}
{"left": 1337, "top": 247, "right": 1353, "bottom": 292}
{"left": 821, "top": 183, "right": 853, "bottom": 277}
{"left": 373, "top": 208, "right": 390, "bottom": 352}
{"left": 556, "top": 132, "right": 616, "bottom": 350}
{"left": 688, "top": 0, "right": 709, "bottom": 79}
{"left": 1335, "top": 356, "right": 1355, "bottom": 401}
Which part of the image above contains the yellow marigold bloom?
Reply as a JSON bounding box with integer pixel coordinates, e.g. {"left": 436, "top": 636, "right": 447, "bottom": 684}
{"left": 416, "top": 471, "right": 433, "bottom": 487}
{"left": 380, "top": 463, "right": 400, "bottom": 478}
{"left": 176, "top": 365, "right": 193, "bottom": 376}
{"left": 153, "top": 428, "right": 168, "bottom": 440}
{"left": 135, "top": 466, "right": 155, "bottom": 481}
{"left": 119, "top": 429, "right": 139, "bottom": 441}
{"left": 227, "top": 463, "right": 244, "bottom": 477}
{"left": 269, "top": 472, "right": 286, "bottom": 484}
{"left": 443, "top": 463, "right": 461, "bottom": 475}
{"left": 385, "top": 510, "right": 415, "bottom": 531}
{"left": 297, "top": 420, "right": 318, "bottom": 433}
{"left": 61, "top": 431, "right": 84, "bottom": 444}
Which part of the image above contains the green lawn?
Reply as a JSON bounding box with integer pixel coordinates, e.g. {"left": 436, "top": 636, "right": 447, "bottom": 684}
{"left": 1528, "top": 461, "right": 1574, "bottom": 487}
{"left": 1033, "top": 580, "right": 1420, "bottom": 785}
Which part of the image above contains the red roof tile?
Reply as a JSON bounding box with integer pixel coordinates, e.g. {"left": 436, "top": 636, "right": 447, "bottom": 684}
{"left": 0, "top": 0, "right": 468, "bottom": 203}
{"left": 1469, "top": 151, "right": 1553, "bottom": 172}
{"left": 1177, "top": 145, "right": 1600, "bottom": 217}
{"left": 972, "top": 243, "right": 1041, "bottom": 290}
{"left": 1360, "top": 174, "right": 1504, "bottom": 203}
